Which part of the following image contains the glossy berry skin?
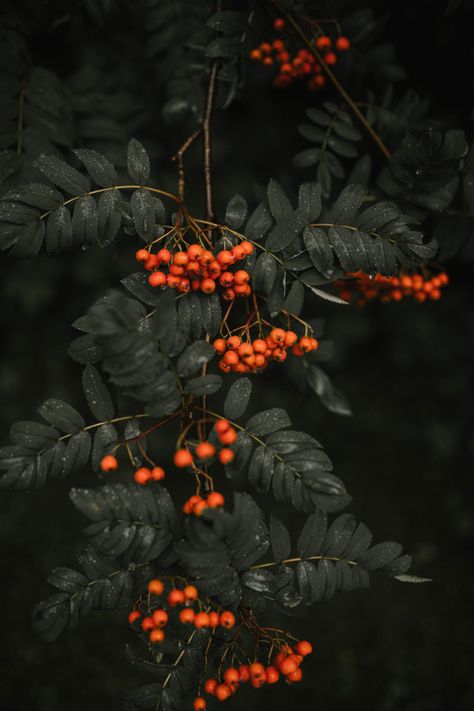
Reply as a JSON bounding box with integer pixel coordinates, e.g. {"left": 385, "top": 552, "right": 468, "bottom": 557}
{"left": 184, "top": 584, "right": 199, "bottom": 600}
{"left": 266, "top": 666, "right": 280, "bottom": 684}
{"left": 134, "top": 467, "right": 151, "bottom": 485}
{"left": 179, "top": 607, "right": 195, "bottom": 624}
{"left": 193, "top": 698, "right": 206, "bottom": 711}
{"left": 147, "top": 579, "right": 164, "bottom": 595}
{"left": 195, "top": 442, "right": 216, "bottom": 459}
{"left": 149, "top": 628, "right": 165, "bottom": 643}
{"left": 220, "top": 610, "right": 235, "bottom": 629}
{"left": 296, "top": 640, "right": 313, "bottom": 656}
{"left": 204, "top": 678, "right": 218, "bottom": 695}
{"left": 250, "top": 662, "right": 265, "bottom": 679}
{"left": 151, "top": 466, "right": 165, "bottom": 481}
{"left": 224, "top": 668, "right": 240, "bottom": 685}
{"left": 100, "top": 455, "right": 118, "bottom": 472}
{"left": 135, "top": 248, "right": 149, "bottom": 262}
{"left": 336, "top": 36, "right": 350, "bottom": 50}
{"left": 173, "top": 449, "right": 193, "bottom": 468}
{"left": 128, "top": 610, "right": 141, "bottom": 624}
{"left": 215, "top": 684, "right": 232, "bottom": 701}
{"left": 215, "top": 419, "right": 230, "bottom": 434}
{"left": 279, "top": 656, "right": 298, "bottom": 676}
{"left": 239, "top": 665, "right": 250, "bottom": 682}
{"left": 194, "top": 612, "right": 210, "bottom": 628}
{"left": 218, "top": 448, "right": 234, "bottom": 464}
{"left": 219, "top": 429, "right": 237, "bottom": 445}
{"left": 287, "top": 668, "right": 303, "bottom": 683}
{"left": 208, "top": 611, "right": 220, "bottom": 627}
{"left": 168, "top": 589, "right": 185, "bottom": 606}
{"left": 152, "top": 609, "right": 168, "bottom": 628}
{"left": 315, "top": 35, "right": 331, "bottom": 50}
{"left": 141, "top": 616, "right": 154, "bottom": 631}
{"left": 206, "top": 491, "right": 225, "bottom": 508}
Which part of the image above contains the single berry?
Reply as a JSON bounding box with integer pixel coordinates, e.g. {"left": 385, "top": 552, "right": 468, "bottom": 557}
{"left": 250, "top": 662, "right": 266, "bottom": 679}
{"left": 134, "top": 467, "right": 151, "bottom": 485}
{"left": 239, "top": 665, "right": 250, "bottom": 682}
{"left": 280, "top": 656, "right": 298, "bottom": 676}
{"left": 215, "top": 419, "right": 231, "bottom": 434}
{"left": 218, "top": 448, "right": 234, "bottom": 464}
{"left": 208, "top": 611, "right": 220, "bottom": 627}
{"left": 141, "top": 616, "right": 154, "bottom": 631}
{"left": 149, "top": 628, "right": 165, "bottom": 643}
{"left": 100, "top": 455, "right": 118, "bottom": 472}
{"left": 174, "top": 449, "right": 193, "bottom": 468}
{"left": 152, "top": 609, "right": 168, "bottom": 628}
{"left": 287, "top": 668, "right": 303, "bottom": 683}
{"left": 147, "top": 578, "right": 164, "bottom": 595}
{"left": 207, "top": 491, "right": 225, "bottom": 508}
{"left": 194, "top": 612, "right": 210, "bottom": 628}
{"left": 213, "top": 338, "right": 227, "bottom": 354}
{"left": 151, "top": 466, "right": 165, "bottom": 481}
{"left": 205, "top": 678, "right": 218, "bottom": 695}
{"left": 215, "top": 684, "right": 232, "bottom": 701}
{"left": 193, "top": 698, "right": 206, "bottom": 711}
{"left": 179, "top": 607, "right": 195, "bottom": 624}
{"left": 135, "top": 248, "right": 149, "bottom": 262}
{"left": 220, "top": 611, "right": 236, "bottom": 629}
{"left": 184, "top": 584, "right": 199, "bottom": 600}
{"left": 336, "top": 36, "right": 350, "bottom": 51}
{"left": 157, "top": 248, "right": 171, "bottom": 264}
{"left": 266, "top": 666, "right": 280, "bottom": 684}
{"left": 315, "top": 35, "right": 331, "bottom": 50}
{"left": 128, "top": 610, "right": 141, "bottom": 624}
{"left": 224, "top": 668, "right": 240, "bottom": 685}
{"left": 273, "top": 18, "right": 285, "bottom": 31}
{"left": 195, "top": 442, "right": 216, "bottom": 460}
{"left": 219, "top": 428, "right": 237, "bottom": 445}
{"left": 168, "top": 589, "right": 185, "bottom": 606}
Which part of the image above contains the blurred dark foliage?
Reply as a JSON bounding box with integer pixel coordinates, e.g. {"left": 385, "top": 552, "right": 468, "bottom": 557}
{"left": 0, "top": 0, "right": 472, "bottom": 710}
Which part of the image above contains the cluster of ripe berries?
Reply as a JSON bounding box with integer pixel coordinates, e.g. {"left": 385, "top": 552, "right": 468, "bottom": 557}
{"left": 192, "top": 640, "right": 313, "bottom": 708}
{"left": 213, "top": 329, "right": 319, "bottom": 373}
{"left": 249, "top": 18, "right": 350, "bottom": 91}
{"left": 336, "top": 271, "right": 449, "bottom": 305}
{"left": 128, "top": 578, "right": 236, "bottom": 647}
{"left": 99, "top": 454, "right": 166, "bottom": 485}
{"left": 182, "top": 491, "right": 225, "bottom": 516}
{"left": 135, "top": 241, "right": 254, "bottom": 298}
{"left": 173, "top": 419, "right": 238, "bottom": 469}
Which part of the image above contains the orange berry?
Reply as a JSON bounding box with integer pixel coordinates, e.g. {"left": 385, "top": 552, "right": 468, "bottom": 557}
{"left": 205, "top": 678, "right": 218, "bottom": 695}
{"left": 251, "top": 677, "right": 265, "bottom": 688}
{"left": 193, "top": 698, "right": 206, "bottom": 711}
{"left": 254, "top": 354, "right": 266, "bottom": 368}
{"left": 250, "top": 339, "right": 266, "bottom": 354}
{"left": 207, "top": 491, "right": 225, "bottom": 508}
{"left": 147, "top": 578, "right": 164, "bottom": 595}
{"left": 223, "top": 350, "right": 239, "bottom": 366}
{"left": 219, "top": 611, "right": 235, "bottom": 629}
{"left": 187, "top": 244, "right": 204, "bottom": 260}
{"left": 233, "top": 283, "right": 248, "bottom": 296}
{"left": 201, "top": 279, "right": 216, "bottom": 294}
{"left": 151, "top": 466, "right": 165, "bottom": 481}
{"left": 219, "top": 447, "right": 235, "bottom": 464}
{"left": 144, "top": 254, "right": 159, "bottom": 271}
{"left": 196, "top": 442, "right": 216, "bottom": 459}
{"left": 298, "top": 336, "right": 312, "bottom": 352}
{"left": 324, "top": 51, "right": 337, "bottom": 65}
{"left": 135, "top": 248, "right": 149, "bottom": 262}
{"left": 208, "top": 611, "right": 220, "bottom": 627}
{"left": 315, "top": 36, "right": 331, "bottom": 50}
{"left": 272, "top": 348, "right": 287, "bottom": 363}
{"left": 263, "top": 56, "right": 273, "bottom": 66}
{"left": 273, "top": 18, "right": 285, "bottom": 31}
{"left": 169, "top": 264, "right": 184, "bottom": 276}
{"left": 308, "top": 74, "right": 326, "bottom": 90}
{"left": 149, "top": 628, "right": 165, "bottom": 643}
{"left": 239, "top": 665, "right": 250, "bottom": 682}
{"left": 167, "top": 274, "right": 181, "bottom": 288}
{"left": 183, "top": 495, "right": 202, "bottom": 514}
{"left": 215, "top": 419, "right": 230, "bottom": 434}
{"left": 217, "top": 250, "right": 235, "bottom": 266}
{"left": 219, "top": 359, "right": 231, "bottom": 373}
{"left": 219, "top": 428, "right": 237, "bottom": 445}
{"left": 183, "top": 584, "right": 198, "bottom": 600}
{"left": 148, "top": 271, "right": 167, "bottom": 288}
{"left": 100, "top": 454, "right": 118, "bottom": 472}
{"left": 128, "top": 610, "right": 141, "bottom": 624}
{"left": 280, "top": 62, "right": 293, "bottom": 73}
{"left": 287, "top": 668, "right": 303, "bottom": 683}
{"left": 194, "top": 612, "right": 210, "bottom": 628}
{"left": 222, "top": 288, "right": 235, "bottom": 300}
{"left": 173, "top": 251, "right": 188, "bottom": 266}
{"left": 238, "top": 343, "right": 253, "bottom": 358}
{"left": 279, "top": 656, "right": 298, "bottom": 676}
{"left": 309, "top": 338, "right": 319, "bottom": 351}
{"left": 224, "top": 668, "right": 240, "bottom": 685}
{"left": 219, "top": 271, "right": 234, "bottom": 287}
{"left": 199, "top": 250, "right": 214, "bottom": 266}
{"left": 168, "top": 589, "right": 185, "bottom": 606}
{"left": 439, "top": 272, "right": 449, "bottom": 285}
{"left": 157, "top": 248, "right": 171, "bottom": 264}
{"left": 213, "top": 338, "right": 227, "bottom": 354}
{"left": 284, "top": 331, "right": 298, "bottom": 347}
{"left": 260, "top": 42, "right": 271, "bottom": 54}
{"left": 249, "top": 48, "right": 263, "bottom": 62}
{"left": 141, "top": 616, "right": 154, "bottom": 631}
{"left": 430, "top": 288, "right": 442, "bottom": 300}
{"left": 152, "top": 609, "right": 168, "bottom": 628}
{"left": 270, "top": 328, "right": 286, "bottom": 343}
{"left": 266, "top": 666, "right": 280, "bottom": 684}
{"left": 179, "top": 607, "right": 195, "bottom": 624}
{"left": 250, "top": 662, "right": 265, "bottom": 679}
{"left": 178, "top": 279, "right": 190, "bottom": 294}
{"left": 134, "top": 467, "right": 151, "bottom": 485}
{"left": 215, "top": 684, "right": 232, "bottom": 701}
{"left": 296, "top": 640, "right": 313, "bottom": 656}
{"left": 194, "top": 500, "right": 208, "bottom": 516}
{"left": 232, "top": 245, "right": 246, "bottom": 261}
{"left": 336, "top": 36, "right": 350, "bottom": 51}
{"left": 208, "top": 260, "right": 221, "bottom": 277}
{"left": 174, "top": 449, "right": 193, "bottom": 468}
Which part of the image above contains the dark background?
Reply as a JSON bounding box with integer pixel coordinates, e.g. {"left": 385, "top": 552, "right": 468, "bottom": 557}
{"left": 0, "top": 1, "right": 473, "bottom": 710}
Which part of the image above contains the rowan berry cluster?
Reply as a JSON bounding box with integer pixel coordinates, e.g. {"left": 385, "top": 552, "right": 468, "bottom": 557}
{"left": 173, "top": 419, "right": 237, "bottom": 469}
{"left": 136, "top": 241, "right": 254, "bottom": 298}
{"left": 182, "top": 491, "right": 225, "bottom": 516}
{"left": 99, "top": 454, "right": 166, "bottom": 485}
{"left": 128, "top": 578, "right": 236, "bottom": 646}
{"left": 336, "top": 271, "right": 449, "bottom": 305}
{"left": 249, "top": 18, "right": 350, "bottom": 91}
{"left": 195, "top": 640, "right": 312, "bottom": 707}
{"left": 213, "top": 329, "right": 319, "bottom": 373}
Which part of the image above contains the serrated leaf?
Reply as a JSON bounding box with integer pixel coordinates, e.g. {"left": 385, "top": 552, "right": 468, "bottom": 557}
{"left": 224, "top": 378, "right": 252, "bottom": 419}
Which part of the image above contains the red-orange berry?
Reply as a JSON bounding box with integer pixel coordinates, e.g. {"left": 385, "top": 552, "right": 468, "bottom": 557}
{"left": 213, "top": 338, "right": 227, "bottom": 354}
{"left": 174, "top": 449, "right": 193, "bottom": 468}
{"left": 194, "top": 500, "right": 208, "bottom": 516}
{"left": 179, "top": 607, "right": 195, "bottom": 624}
{"left": 227, "top": 336, "right": 241, "bottom": 350}
{"left": 205, "top": 678, "right": 218, "bottom": 695}
{"left": 215, "top": 419, "right": 230, "bottom": 434}
{"left": 315, "top": 35, "right": 331, "bottom": 50}
{"left": 193, "top": 697, "right": 206, "bottom": 711}
{"left": 151, "top": 466, "right": 165, "bottom": 481}
{"left": 173, "top": 251, "right": 188, "bottom": 266}
{"left": 201, "top": 279, "right": 216, "bottom": 294}
{"left": 250, "top": 48, "right": 263, "bottom": 62}
{"left": 250, "top": 662, "right": 265, "bottom": 679}
{"left": 134, "top": 467, "right": 151, "bottom": 485}
{"left": 168, "top": 589, "right": 185, "bottom": 606}
{"left": 218, "top": 448, "right": 234, "bottom": 464}
{"left": 287, "top": 668, "right": 303, "bottom": 683}
{"left": 148, "top": 271, "right": 167, "bottom": 288}
{"left": 157, "top": 248, "right": 171, "bottom": 264}
{"left": 336, "top": 36, "right": 350, "bottom": 51}
{"left": 149, "top": 628, "right": 165, "bottom": 643}
{"left": 152, "top": 609, "right": 168, "bottom": 628}
{"left": 195, "top": 442, "right": 216, "bottom": 459}
{"left": 298, "top": 336, "right": 312, "bottom": 352}
{"left": 141, "top": 616, "right": 154, "bottom": 631}
{"left": 238, "top": 342, "right": 253, "bottom": 358}
{"left": 217, "top": 250, "right": 235, "bottom": 266}
{"left": 223, "top": 350, "right": 239, "bottom": 366}
{"left": 222, "top": 288, "right": 235, "bottom": 301}
{"left": 215, "top": 684, "right": 232, "bottom": 701}
{"left": 270, "top": 328, "right": 286, "bottom": 343}
{"left": 284, "top": 331, "right": 298, "bottom": 347}
{"left": 147, "top": 578, "right": 164, "bottom": 595}
{"left": 260, "top": 42, "right": 271, "bottom": 54}
{"left": 280, "top": 656, "right": 298, "bottom": 676}
{"left": 240, "top": 240, "right": 254, "bottom": 255}
{"left": 224, "top": 668, "right": 240, "bottom": 685}
{"left": 208, "top": 611, "right": 220, "bottom": 627}
{"left": 183, "top": 495, "right": 202, "bottom": 514}
{"left": 100, "top": 454, "right": 118, "bottom": 472}
{"left": 187, "top": 244, "right": 204, "bottom": 260}
{"left": 252, "top": 339, "right": 266, "bottom": 353}
{"left": 128, "top": 610, "right": 141, "bottom": 624}
{"left": 296, "top": 640, "right": 313, "bottom": 656}
{"left": 194, "top": 612, "right": 210, "bottom": 628}
{"left": 144, "top": 254, "right": 159, "bottom": 270}
{"left": 135, "top": 248, "right": 149, "bottom": 262}
{"left": 239, "top": 665, "right": 250, "bottom": 682}
{"left": 183, "top": 584, "right": 199, "bottom": 600}
{"left": 324, "top": 51, "right": 337, "bottom": 65}
{"left": 266, "top": 666, "right": 280, "bottom": 684}
{"left": 207, "top": 491, "right": 225, "bottom": 508}
{"left": 273, "top": 17, "right": 285, "bottom": 31}
{"left": 232, "top": 245, "right": 246, "bottom": 261}
{"left": 220, "top": 611, "right": 235, "bottom": 629}
{"left": 219, "top": 428, "right": 237, "bottom": 445}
